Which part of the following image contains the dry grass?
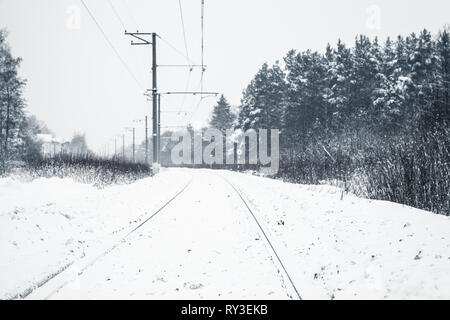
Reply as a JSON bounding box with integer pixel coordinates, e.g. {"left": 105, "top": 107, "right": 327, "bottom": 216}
{"left": 20, "top": 154, "right": 152, "bottom": 188}
{"left": 277, "top": 128, "right": 450, "bottom": 216}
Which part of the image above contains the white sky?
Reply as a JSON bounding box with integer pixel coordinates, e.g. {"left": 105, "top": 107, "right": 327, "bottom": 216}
{"left": 0, "top": 0, "right": 449, "bottom": 152}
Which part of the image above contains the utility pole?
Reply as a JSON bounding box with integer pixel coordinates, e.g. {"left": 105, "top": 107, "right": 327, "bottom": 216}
{"left": 157, "top": 94, "right": 161, "bottom": 164}
{"left": 114, "top": 137, "right": 117, "bottom": 158}
{"left": 152, "top": 33, "right": 158, "bottom": 164}
{"left": 122, "top": 134, "right": 125, "bottom": 162}
{"left": 132, "top": 118, "right": 147, "bottom": 164}
{"left": 125, "top": 31, "right": 159, "bottom": 164}
{"left": 125, "top": 31, "right": 217, "bottom": 166}
{"left": 145, "top": 115, "right": 148, "bottom": 165}
{"left": 125, "top": 127, "right": 135, "bottom": 163}
{"left": 132, "top": 127, "right": 136, "bottom": 163}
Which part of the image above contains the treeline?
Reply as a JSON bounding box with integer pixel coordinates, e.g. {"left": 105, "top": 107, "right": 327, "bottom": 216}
{"left": 1, "top": 29, "right": 151, "bottom": 184}
{"left": 237, "top": 28, "right": 449, "bottom": 138}
{"left": 204, "top": 28, "right": 449, "bottom": 215}
{"left": 24, "top": 154, "right": 152, "bottom": 188}
{"left": 0, "top": 30, "right": 43, "bottom": 173}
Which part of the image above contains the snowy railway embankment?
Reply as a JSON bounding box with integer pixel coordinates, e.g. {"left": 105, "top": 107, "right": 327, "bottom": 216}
{"left": 220, "top": 170, "right": 450, "bottom": 299}
{"left": 1, "top": 168, "right": 450, "bottom": 299}
{"left": 0, "top": 169, "right": 192, "bottom": 299}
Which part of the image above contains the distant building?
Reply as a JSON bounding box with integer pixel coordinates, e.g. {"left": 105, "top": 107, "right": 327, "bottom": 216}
{"left": 36, "top": 134, "right": 69, "bottom": 157}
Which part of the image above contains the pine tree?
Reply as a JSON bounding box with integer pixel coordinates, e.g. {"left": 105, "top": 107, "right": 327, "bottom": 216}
{"left": 283, "top": 49, "right": 329, "bottom": 146}
{"left": 350, "top": 35, "right": 382, "bottom": 127}
{"left": 372, "top": 37, "right": 406, "bottom": 132}
{"left": 413, "top": 30, "right": 438, "bottom": 128}
{"left": 209, "top": 95, "right": 235, "bottom": 133}
{"left": 432, "top": 28, "right": 450, "bottom": 126}
{"left": 238, "top": 62, "right": 286, "bottom": 131}
{"left": 325, "top": 39, "right": 354, "bottom": 131}
{"left": 69, "top": 133, "right": 89, "bottom": 155}
{"left": 0, "top": 29, "right": 27, "bottom": 172}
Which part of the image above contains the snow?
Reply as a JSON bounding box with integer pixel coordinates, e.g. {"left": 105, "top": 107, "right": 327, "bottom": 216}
{"left": 1, "top": 168, "right": 450, "bottom": 300}
{"left": 219, "top": 170, "right": 450, "bottom": 299}
{"left": 36, "top": 134, "right": 54, "bottom": 143}
{"left": 0, "top": 170, "right": 192, "bottom": 299}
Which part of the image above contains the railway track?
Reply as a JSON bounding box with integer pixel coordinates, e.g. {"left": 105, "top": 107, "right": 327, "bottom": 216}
{"left": 19, "top": 170, "right": 301, "bottom": 300}
{"left": 20, "top": 178, "right": 193, "bottom": 300}
{"left": 218, "top": 174, "right": 302, "bottom": 300}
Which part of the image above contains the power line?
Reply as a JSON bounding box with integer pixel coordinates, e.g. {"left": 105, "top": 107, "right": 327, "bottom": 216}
{"left": 157, "top": 34, "right": 196, "bottom": 65}
{"left": 188, "top": 98, "right": 204, "bottom": 125}
{"left": 200, "top": 0, "right": 205, "bottom": 93}
{"left": 185, "top": 0, "right": 210, "bottom": 125}
{"left": 188, "top": 94, "right": 219, "bottom": 125}
{"left": 174, "top": 68, "right": 193, "bottom": 116}
{"left": 107, "top": 0, "right": 126, "bottom": 30}
{"left": 178, "top": 0, "right": 190, "bottom": 64}
{"left": 80, "top": 0, "right": 144, "bottom": 90}
{"left": 187, "top": 76, "right": 206, "bottom": 124}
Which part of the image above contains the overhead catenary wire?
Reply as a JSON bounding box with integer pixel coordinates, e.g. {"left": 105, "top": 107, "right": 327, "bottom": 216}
{"left": 80, "top": 0, "right": 144, "bottom": 91}
{"left": 182, "top": 0, "right": 208, "bottom": 127}
{"left": 175, "top": 0, "right": 194, "bottom": 119}
{"left": 108, "top": 1, "right": 213, "bottom": 135}
{"left": 178, "top": 0, "right": 190, "bottom": 65}
{"left": 187, "top": 93, "right": 218, "bottom": 125}
{"left": 157, "top": 34, "right": 196, "bottom": 65}
{"left": 186, "top": 75, "right": 219, "bottom": 125}
{"left": 156, "top": 1, "right": 213, "bottom": 131}
{"left": 200, "top": 0, "right": 205, "bottom": 93}
{"left": 175, "top": 70, "right": 193, "bottom": 116}
{"left": 183, "top": 77, "right": 204, "bottom": 125}
{"left": 107, "top": 0, "right": 126, "bottom": 30}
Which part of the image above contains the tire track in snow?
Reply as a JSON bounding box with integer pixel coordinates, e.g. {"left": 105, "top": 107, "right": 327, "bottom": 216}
{"left": 218, "top": 174, "right": 302, "bottom": 300}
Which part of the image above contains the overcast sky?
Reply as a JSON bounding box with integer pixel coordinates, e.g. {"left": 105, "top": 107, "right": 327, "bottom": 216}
{"left": 0, "top": 0, "right": 449, "bottom": 152}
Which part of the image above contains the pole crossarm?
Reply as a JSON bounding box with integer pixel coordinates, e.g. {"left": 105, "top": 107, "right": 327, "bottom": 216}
{"left": 124, "top": 32, "right": 155, "bottom": 45}
{"left": 124, "top": 31, "right": 154, "bottom": 35}
{"left": 158, "top": 91, "right": 219, "bottom": 96}
{"left": 157, "top": 64, "right": 206, "bottom": 68}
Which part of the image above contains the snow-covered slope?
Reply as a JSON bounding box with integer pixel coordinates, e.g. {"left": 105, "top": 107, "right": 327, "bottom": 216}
{"left": 220, "top": 170, "right": 450, "bottom": 299}
{"left": 0, "top": 170, "right": 192, "bottom": 299}
{"left": 1, "top": 168, "right": 449, "bottom": 299}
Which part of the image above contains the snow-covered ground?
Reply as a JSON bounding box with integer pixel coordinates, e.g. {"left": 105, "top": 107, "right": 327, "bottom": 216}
{"left": 0, "top": 170, "right": 192, "bottom": 299}
{"left": 220, "top": 170, "right": 450, "bottom": 299}
{"left": 1, "top": 168, "right": 449, "bottom": 299}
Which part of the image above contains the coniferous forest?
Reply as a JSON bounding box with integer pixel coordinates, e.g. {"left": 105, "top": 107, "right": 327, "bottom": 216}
{"left": 2, "top": 2, "right": 450, "bottom": 301}
{"left": 204, "top": 28, "right": 450, "bottom": 215}
{"left": 2, "top": 25, "right": 450, "bottom": 215}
